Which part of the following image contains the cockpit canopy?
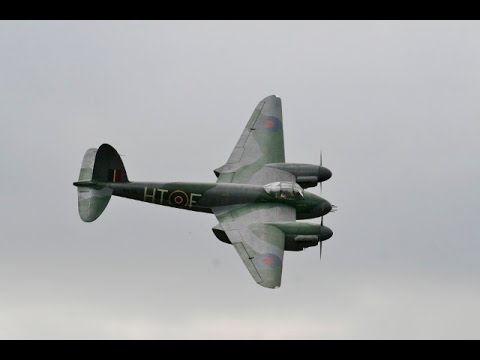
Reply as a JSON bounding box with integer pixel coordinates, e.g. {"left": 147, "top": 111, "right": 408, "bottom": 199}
{"left": 263, "top": 181, "right": 304, "bottom": 200}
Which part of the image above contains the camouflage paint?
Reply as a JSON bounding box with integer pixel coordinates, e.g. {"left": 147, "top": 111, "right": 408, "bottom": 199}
{"left": 74, "top": 95, "right": 334, "bottom": 289}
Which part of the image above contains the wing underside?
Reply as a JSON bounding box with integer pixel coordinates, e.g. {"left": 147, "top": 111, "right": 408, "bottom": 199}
{"left": 213, "top": 203, "right": 295, "bottom": 288}
{"left": 215, "top": 95, "right": 294, "bottom": 185}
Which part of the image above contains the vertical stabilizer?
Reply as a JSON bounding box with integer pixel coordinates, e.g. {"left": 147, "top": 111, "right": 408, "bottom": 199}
{"left": 75, "top": 144, "right": 128, "bottom": 222}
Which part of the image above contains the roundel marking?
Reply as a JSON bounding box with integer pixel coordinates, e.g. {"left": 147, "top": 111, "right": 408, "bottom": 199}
{"left": 174, "top": 196, "right": 183, "bottom": 204}
{"left": 263, "top": 119, "right": 275, "bottom": 129}
{"left": 261, "top": 116, "right": 282, "bottom": 131}
{"left": 169, "top": 190, "right": 189, "bottom": 206}
{"left": 255, "top": 253, "right": 282, "bottom": 269}
{"left": 262, "top": 257, "right": 273, "bottom": 265}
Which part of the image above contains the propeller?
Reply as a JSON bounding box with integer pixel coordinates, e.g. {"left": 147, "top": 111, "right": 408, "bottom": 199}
{"left": 319, "top": 215, "right": 324, "bottom": 260}
{"left": 319, "top": 150, "right": 323, "bottom": 194}
{"left": 318, "top": 149, "right": 334, "bottom": 261}
{"left": 319, "top": 151, "right": 324, "bottom": 260}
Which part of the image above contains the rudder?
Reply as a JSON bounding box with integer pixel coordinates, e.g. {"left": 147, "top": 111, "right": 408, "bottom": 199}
{"left": 91, "top": 144, "right": 128, "bottom": 183}
{"left": 75, "top": 144, "right": 128, "bottom": 222}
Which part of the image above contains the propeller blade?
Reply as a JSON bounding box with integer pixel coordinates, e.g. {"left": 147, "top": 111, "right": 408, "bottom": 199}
{"left": 320, "top": 215, "right": 324, "bottom": 261}
{"left": 319, "top": 150, "right": 323, "bottom": 194}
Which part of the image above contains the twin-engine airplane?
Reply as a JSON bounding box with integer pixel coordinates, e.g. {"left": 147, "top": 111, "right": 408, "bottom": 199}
{"left": 74, "top": 95, "right": 334, "bottom": 288}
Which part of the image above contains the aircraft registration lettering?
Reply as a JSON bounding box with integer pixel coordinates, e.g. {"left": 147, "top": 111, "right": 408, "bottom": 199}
{"left": 157, "top": 188, "right": 168, "bottom": 204}
{"left": 189, "top": 193, "right": 201, "bottom": 207}
{"left": 144, "top": 187, "right": 202, "bottom": 207}
{"left": 144, "top": 187, "right": 156, "bottom": 203}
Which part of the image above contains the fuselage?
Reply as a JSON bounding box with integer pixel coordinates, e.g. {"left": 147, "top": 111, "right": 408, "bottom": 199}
{"left": 104, "top": 181, "right": 331, "bottom": 220}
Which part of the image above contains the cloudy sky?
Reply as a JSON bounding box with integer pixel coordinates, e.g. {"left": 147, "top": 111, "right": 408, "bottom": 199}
{"left": 1, "top": 20, "right": 479, "bottom": 339}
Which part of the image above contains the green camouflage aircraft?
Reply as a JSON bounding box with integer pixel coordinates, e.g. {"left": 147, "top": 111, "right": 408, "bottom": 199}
{"left": 74, "top": 95, "right": 334, "bottom": 289}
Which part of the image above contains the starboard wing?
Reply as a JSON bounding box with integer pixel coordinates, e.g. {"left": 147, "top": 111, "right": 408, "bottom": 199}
{"left": 213, "top": 203, "right": 296, "bottom": 289}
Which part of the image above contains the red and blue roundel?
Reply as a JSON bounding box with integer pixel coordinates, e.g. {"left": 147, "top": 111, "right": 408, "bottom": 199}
{"left": 254, "top": 253, "right": 282, "bottom": 269}
{"left": 260, "top": 116, "right": 282, "bottom": 131}
{"left": 169, "top": 190, "right": 189, "bottom": 206}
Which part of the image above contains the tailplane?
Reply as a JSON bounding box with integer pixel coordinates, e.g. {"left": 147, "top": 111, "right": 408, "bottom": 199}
{"left": 74, "top": 144, "right": 128, "bottom": 222}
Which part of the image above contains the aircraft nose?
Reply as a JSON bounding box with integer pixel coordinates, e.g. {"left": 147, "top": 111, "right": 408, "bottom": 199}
{"left": 319, "top": 167, "right": 332, "bottom": 182}
{"left": 321, "top": 201, "right": 332, "bottom": 215}
{"left": 313, "top": 200, "right": 332, "bottom": 217}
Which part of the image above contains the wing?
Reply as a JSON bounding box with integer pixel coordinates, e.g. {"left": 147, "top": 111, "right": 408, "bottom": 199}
{"left": 213, "top": 203, "right": 295, "bottom": 289}
{"left": 215, "top": 95, "right": 295, "bottom": 185}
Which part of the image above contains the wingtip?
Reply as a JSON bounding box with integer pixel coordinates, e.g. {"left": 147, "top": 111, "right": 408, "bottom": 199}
{"left": 257, "top": 278, "right": 281, "bottom": 289}
{"left": 262, "top": 94, "right": 280, "bottom": 101}
{"left": 258, "top": 282, "right": 281, "bottom": 289}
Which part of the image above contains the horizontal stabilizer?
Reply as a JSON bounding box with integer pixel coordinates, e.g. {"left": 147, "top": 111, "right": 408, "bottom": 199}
{"left": 78, "top": 186, "right": 113, "bottom": 222}
{"left": 75, "top": 144, "right": 128, "bottom": 222}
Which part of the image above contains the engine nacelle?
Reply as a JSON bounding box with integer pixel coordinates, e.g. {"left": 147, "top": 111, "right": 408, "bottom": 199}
{"left": 270, "top": 222, "right": 333, "bottom": 252}
{"left": 212, "top": 222, "right": 333, "bottom": 252}
{"left": 212, "top": 224, "right": 231, "bottom": 244}
{"left": 265, "top": 163, "right": 332, "bottom": 189}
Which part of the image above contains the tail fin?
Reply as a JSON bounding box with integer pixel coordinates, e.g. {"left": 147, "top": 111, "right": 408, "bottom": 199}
{"left": 74, "top": 144, "right": 128, "bottom": 222}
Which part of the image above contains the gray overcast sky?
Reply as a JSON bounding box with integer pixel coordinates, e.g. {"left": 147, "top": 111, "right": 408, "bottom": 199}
{"left": 1, "top": 20, "right": 480, "bottom": 339}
